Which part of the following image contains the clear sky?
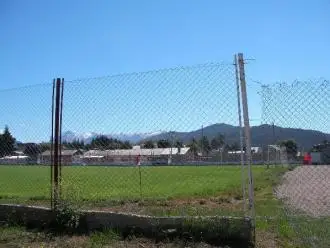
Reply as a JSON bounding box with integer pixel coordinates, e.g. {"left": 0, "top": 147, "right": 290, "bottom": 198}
{"left": 1, "top": 0, "right": 329, "bottom": 142}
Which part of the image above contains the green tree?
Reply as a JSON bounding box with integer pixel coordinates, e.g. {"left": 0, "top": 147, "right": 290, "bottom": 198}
{"left": 143, "top": 140, "right": 155, "bottom": 149}
{"left": 40, "top": 142, "right": 51, "bottom": 152}
{"left": 90, "top": 136, "right": 131, "bottom": 150}
{"left": 225, "top": 142, "right": 239, "bottom": 151}
{"left": 200, "top": 136, "right": 211, "bottom": 155}
{"left": 174, "top": 140, "right": 183, "bottom": 148}
{"left": 232, "top": 143, "right": 240, "bottom": 151}
{"left": 85, "top": 143, "right": 92, "bottom": 150}
{"left": 121, "top": 140, "right": 132, "bottom": 149}
{"left": 23, "top": 143, "right": 41, "bottom": 159}
{"left": 0, "top": 126, "right": 16, "bottom": 157}
{"left": 174, "top": 140, "right": 183, "bottom": 153}
{"left": 157, "top": 139, "right": 171, "bottom": 148}
{"left": 278, "top": 139, "right": 298, "bottom": 158}
{"left": 91, "top": 135, "right": 110, "bottom": 149}
{"left": 188, "top": 138, "right": 199, "bottom": 156}
{"left": 15, "top": 141, "right": 25, "bottom": 151}
{"left": 210, "top": 133, "right": 225, "bottom": 150}
{"left": 69, "top": 139, "right": 85, "bottom": 149}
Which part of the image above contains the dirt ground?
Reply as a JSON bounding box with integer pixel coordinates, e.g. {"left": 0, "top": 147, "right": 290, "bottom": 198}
{"left": 88, "top": 196, "right": 243, "bottom": 216}
{"left": 0, "top": 226, "right": 224, "bottom": 248}
{"left": 276, "top": 166, "right": 330, "bottom": 217}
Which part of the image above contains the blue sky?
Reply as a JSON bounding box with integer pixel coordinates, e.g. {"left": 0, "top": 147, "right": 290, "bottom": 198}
{"left": 1, "top": 0, "right": 329, "bottom": 142}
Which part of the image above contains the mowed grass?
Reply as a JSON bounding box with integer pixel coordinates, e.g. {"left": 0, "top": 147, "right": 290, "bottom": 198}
{"left": 0, "top": 165, "right": 267, "bottom": 202}
{"left": 3, "top": 165, "right": 329, "bottom": 247}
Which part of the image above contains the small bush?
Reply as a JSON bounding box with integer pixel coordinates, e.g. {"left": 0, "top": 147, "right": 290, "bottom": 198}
{"left": 89, "top": 228, "right": 120, "bottom": 247}
{"left": 53, "top": 201, "right": 80, "bottom": 233}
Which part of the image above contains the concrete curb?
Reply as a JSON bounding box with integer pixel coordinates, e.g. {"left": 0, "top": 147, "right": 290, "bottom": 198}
{"left": 0, "top": 204, "right": 253, "bottom": 246}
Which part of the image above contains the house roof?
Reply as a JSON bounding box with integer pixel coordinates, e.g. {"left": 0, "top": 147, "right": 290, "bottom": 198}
{"left": 0, "top": 155, "right": 29, "bottom": 159}
{"left": 251, "top": 147, "right": 262, "bottom": 153}
{"left": 13, "top": 151, "right": 25, "bottom": 155}
{"left": 42, "top": 149, "right": 81, "bottom": 156}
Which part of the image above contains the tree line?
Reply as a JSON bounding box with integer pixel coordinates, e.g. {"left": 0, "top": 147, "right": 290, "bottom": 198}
{"left": 0, "top": 126, "right": 15, "bottom": 157}
{"left": 0, "top": 126, "right": 302, "bottom": 159}
{"left": 187, "top": 133, "right": 225, "bottom": 156}
{"left": 143, "top": 133, "right": 227, "bottom": 155}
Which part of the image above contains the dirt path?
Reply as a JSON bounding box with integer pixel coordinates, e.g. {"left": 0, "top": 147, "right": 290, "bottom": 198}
{"left": 276, "top": 166, "right": 330, "bottom": 217}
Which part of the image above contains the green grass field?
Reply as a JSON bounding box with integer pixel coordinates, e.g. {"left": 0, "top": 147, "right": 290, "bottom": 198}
{"left": 0, "top": 165, "right": 267, "bottom": 202}
{"left": 1, "top": 165, "right": 330, "bottom": 247}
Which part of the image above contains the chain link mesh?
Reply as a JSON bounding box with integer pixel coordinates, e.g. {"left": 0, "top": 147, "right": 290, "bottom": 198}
{"left": 3, "top": 63, "right": 330, "bottom": 246}
{"left": 260, "top": 78, "right": 330, "bottom": 247}
{"left": 0, "top": 84, "right": 53, "bottom": 206}
{"left": 60, "top": 63, "right": 250, "bottom": 217}
{"left": 0, "top": 63, "right": 254, "bottom": 223}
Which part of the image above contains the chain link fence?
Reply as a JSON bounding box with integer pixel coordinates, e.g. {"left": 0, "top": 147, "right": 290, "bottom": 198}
{"left": 260, "top": 79, "right": 330, "bottom": 247}
{"left": 59, "top": 62, "right": 252, "bottom": 218}
{"left": 6, "top": 60, "right": 330, "bottom": 246}
{"left": 0, "top": 84, "right": 53, "bottom": 206}
{"left": 0, "top": 61, "right": 254, "bottom": 224}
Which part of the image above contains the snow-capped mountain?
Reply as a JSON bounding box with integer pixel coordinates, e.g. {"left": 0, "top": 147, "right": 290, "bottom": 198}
{"left": 61, "top": 130, "right": 164, "bottom": 144}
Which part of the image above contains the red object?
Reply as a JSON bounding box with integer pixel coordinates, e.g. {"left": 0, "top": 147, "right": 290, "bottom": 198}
{"left": 303, "top": 153, "right": 312, "bottom": 165}
{"left": 136, "top": 154, "right": 141, "bottom": 166}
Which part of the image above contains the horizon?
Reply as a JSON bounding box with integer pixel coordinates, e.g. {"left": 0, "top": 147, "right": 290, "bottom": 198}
{"left": 7, "top": 122, "right": 330, "bottom": 144}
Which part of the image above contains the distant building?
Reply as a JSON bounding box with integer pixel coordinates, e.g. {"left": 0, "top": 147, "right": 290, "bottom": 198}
{"left": 82, "top": 147, "right": 191, "bottom": 165}
{"left": 226, "top": 147, "right": 262, "bottom": 154}
{"left": 311, "top": 143, "right": 330, "bottom": 165}
{"left": 41, "top": 149, "right": 84, "bottom": 165}
{"left": 0, "top": 155, "right": 30, "bottom": 165}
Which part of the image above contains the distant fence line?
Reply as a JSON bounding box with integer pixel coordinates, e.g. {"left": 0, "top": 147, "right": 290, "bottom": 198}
{"left": 0, "top": 148, "right": 303, "bottom": 166}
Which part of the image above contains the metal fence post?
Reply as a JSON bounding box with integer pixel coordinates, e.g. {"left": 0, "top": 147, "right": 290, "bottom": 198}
{"left": 238, "top": 53, "right": 256, "bottom": 236}
{"left": 234, "top": 54, "right": 247, "bottom": 214}
{"left": 51, "top": 78, "right": 64, "bottom": 209}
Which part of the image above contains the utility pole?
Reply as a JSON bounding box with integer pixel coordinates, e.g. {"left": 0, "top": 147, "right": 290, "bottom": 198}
{"left": 272, "top": 121, "right": 276, "bottom": 166}
{"left": 238, "top": 53, "right": 255, "bottom": 240}
{"left": 272, "top": 122, "right": 276, "bottom": 144}
{"left": 201, "top": 125, "right": 204, "bottom": 157}
{"left": 169, "top": 131, "right": 173, "bottom": 165}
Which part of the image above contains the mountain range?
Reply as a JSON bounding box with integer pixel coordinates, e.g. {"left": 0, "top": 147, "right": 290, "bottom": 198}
{"left": 62, "top": 131, "right": 164, "bottom": 144}
{"left": 62, "top": 124, "right": 330, "bottom": 149}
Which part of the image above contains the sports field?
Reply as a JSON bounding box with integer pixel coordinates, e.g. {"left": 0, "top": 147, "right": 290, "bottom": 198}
{"left": 3, "top": 165, "right": 329, "bottom": 247}
{"left": 0, "top": 165, "right": 266, "bottom": 204}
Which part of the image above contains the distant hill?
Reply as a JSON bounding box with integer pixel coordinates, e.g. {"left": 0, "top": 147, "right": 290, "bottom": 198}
{"left": 61, "top": 130, "right": 165, "bottom": 144}
{"left": 146, "top": 123, "right": 330, "bottom": 149}
{"left": 61, "top": 124, "right": 330, "bottom": 149}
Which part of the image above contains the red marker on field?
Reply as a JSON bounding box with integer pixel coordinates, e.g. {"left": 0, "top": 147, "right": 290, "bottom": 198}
{"left": 136, "top": 154, "right": 141, "bottom": 166}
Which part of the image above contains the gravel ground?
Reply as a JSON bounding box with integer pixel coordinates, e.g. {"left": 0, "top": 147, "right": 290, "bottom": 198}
{"left": 276, "top": 166, "right": 330, "bottom": 217}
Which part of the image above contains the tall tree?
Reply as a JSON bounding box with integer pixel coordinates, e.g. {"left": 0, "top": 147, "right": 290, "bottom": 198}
{"left": 143, "top": 140, "right": 155, "bottom": 149}
{"left": 200, "top": 136, "right": 211, "bottom": 155}
{"left": 174, "top": 140, "right": 183, "bottom": 148}
{"left": 68, "top": 139, "right": 85, "bottom": 149}
{"left": 211, "top": 133, "right": 225, "bottom": 150}
{"left": 157, "top": 139, "right": 171, "bottom": 148}
{"left": 90, "top": 136, "right": 131, "bottom": 150}
{"left": 188, "top": 138, "right": 199, "bottom": 156}
{"left": 231, "top": 142, "right": 240, "bottom": 151}
{"left": 40, "top": 142, "right": 51, "bottom": 152}
{"left": 23, "top": 143, "right": 41, "bottom": 159}
{"left": 0, "top": 126, "right": 15, "bottom": 157}
{"left": 278, "top": 139, "right": 298, "bottom": 158}
{"left": 174, "top": 140, "right": 183, "bottom": 153}
{"left": 91, "top": 135, "right": 111, "bottom": 149}
{"left": 225, "top": 142, "right": 239, "bottom": 151}
{"left": 121, "top": 140, "right": 132, "bottom": 149}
